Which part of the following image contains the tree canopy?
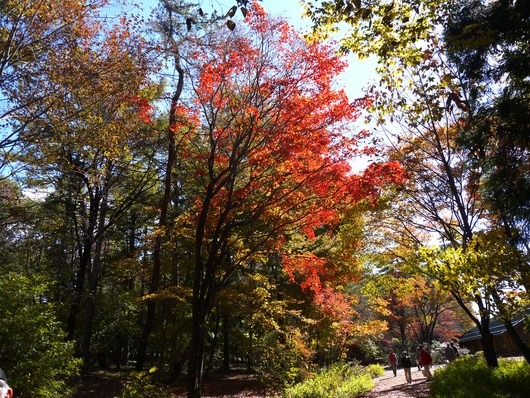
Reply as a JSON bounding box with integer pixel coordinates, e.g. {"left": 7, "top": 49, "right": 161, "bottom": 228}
{"left": 0, "top": 0, "right": 527, "bottom": 397}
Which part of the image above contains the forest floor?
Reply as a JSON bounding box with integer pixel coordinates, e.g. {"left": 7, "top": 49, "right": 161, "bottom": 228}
{"left": 71, "top": 366, "right": 439, "bottom": 397}
{"left": 71, "top": 368, "right": 273, "bottom": 398}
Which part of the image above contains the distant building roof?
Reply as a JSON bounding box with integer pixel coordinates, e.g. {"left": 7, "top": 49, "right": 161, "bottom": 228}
{"left": 459, "top": 317, "right": 525, "bottom": 343}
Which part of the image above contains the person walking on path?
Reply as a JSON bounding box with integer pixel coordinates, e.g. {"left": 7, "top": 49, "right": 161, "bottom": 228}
{"left": 450, "top": 342, "right": 460, "bottom": 358}
{"left": 445, "top": 342, "right": 459, "bottom": 363}
{"left": 401, "top": 351, "right": 413, "bottom": 384}
{"left": 415, "top": 346, "right": 422, "bottom": 371}
{"left": 418, "top": 346, "right": 433, "bottom": 380}
{"left": 389, "top": 349, "right": 398, "bottom": 377}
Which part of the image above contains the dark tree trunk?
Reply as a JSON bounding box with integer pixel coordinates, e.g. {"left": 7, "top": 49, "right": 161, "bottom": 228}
{"left": 206, "top": 308, "right": 221, "bottom": 375}
{"left": 504, "top": 319, "right": 530, "bottom": 364}
{"left": 114, "top": 334, "right": 127, "bottom": 370}
{"left": 187, "top": 297, "right": 208, "bottom": 398}
{"left": 490, "top": 290, "right": 530, "bottom": 363}
{"left": 480, "top": 327, "right": 499, "bottom": 368}
{"left": 186, "top": 141, "right": 216, "bottom": 397}
{"left": 247, "top": 327, "right": 254, "bottom": 371}
{"left": 67, "top": 187, "right": 101, "bottom": 342}
{"left": 478, "top": 311, "right": 499, "bottom": 368}
{"left": 222, "top": 313, "right": 231, "bottom": 372}
{"left": 452, "top": 292, "right": 498, "bottom": 367}
{"left": 136, "top": 50, "right": 184, "bottom": 371}
{"left": 66, "top": 242, "right": 91, "bottom": 342}
{"left": 82, "top": 185, "right": 109, "bottom": 368}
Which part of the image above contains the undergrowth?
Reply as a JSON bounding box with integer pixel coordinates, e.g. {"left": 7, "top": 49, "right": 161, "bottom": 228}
{"left": 431, "top": 357, "right": 530, "bottom": 398}
{"left": 119, "top": 368, "right": 165, "bottom": 398}
{"left": 283, "top": 363, "right": 382, "bottom": 398}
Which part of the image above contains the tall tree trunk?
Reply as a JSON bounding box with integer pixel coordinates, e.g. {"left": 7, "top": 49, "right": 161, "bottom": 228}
{"left": 477, "top": 301, "right": 498, "bottom": 368}
{"left": 66, "top": 242, "right": 91, "bottom": 342}
{"left": 206, "top": 308, "right": 221, "bottom": 374}
{"left": 426, "top": 312, "right": 439, "bottom": 344}
{"left": 452, "top": 292, "right": 498, "bottom": 367}
{"left": 136, "top": 53, "right": 184, "bottom": 371}
{"left": 480, "top": 319, "right": 499, "bottom": 368}
{"left": 82, "top": 184, "right": 110, "bottom": 368}
{"left": 67, "top": 185, "right": 101, "bottom": 342}
{"left": 222, "top": 313, "right": 231, "bottom": 372}
{"left": 186, "top": 142, "right": 216, "bottom": 397}
{"left": 187, "top": 296, "right": 208, "bottom": 398}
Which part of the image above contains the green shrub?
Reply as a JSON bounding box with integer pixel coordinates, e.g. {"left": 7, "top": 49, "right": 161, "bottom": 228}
{"left": 365, "top": 364, "right": 385, "bottom": 378}
{"left": 120, "top": 368, "right": 165, "bottom": 398}
{"left": 431, "top": 356, "right": 530, "bottom": 398}
{"left": 283, "top": 363, "right": 375, "bottom": 398}
{"left": 249, "top": 329, "right": 311, "bottom": 388}
{"left": 0, "top": 273, "right": 81, "bottom": 398}
{"left": 334, "top": 374, "right": 374, "bottom": 398}
{"left": 494, "top": 359, "right": 530, "bottom": 397}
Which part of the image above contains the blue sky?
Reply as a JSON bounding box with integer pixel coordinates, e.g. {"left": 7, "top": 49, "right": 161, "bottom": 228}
{"left": 135, "top": 0, "right": 378, "bottom": 100}
{"left": 259, "top": 0, "right": 378, "bottom": 100}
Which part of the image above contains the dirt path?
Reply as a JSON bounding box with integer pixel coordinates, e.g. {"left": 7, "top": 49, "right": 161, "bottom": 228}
{"left": 195, "top": 365, "right": 440, "bottom": 397}
{"left": 71, "top": 370, "right": 125, "bottom": 398}
{"left": 361, "top": 367, "right": 436, "bottom": 398}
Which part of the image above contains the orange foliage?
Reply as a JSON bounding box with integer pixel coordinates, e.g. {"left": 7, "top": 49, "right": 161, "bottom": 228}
{"left": 180, "top": 2, "right": 406, "bottom": 331}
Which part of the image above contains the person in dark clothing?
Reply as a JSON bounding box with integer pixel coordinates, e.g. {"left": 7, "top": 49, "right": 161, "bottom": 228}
{"left": 445, "top": 342, "right": 457, "bottom": 362}
{"left": 450, "top": 342, "right": 460, "bottom": 358}
{"left": 401, "top": 351, "right": 413, "bottom": 384}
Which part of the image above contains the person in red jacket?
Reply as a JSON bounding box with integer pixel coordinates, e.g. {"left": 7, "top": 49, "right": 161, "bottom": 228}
{"left": 418, "top": 346, "right": 433, "bottom": 380}
{"left": 388, "top": 349, "right": 398, "bottom": 376}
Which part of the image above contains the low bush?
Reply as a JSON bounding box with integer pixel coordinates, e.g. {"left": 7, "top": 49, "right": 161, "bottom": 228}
{"left": 431, "top": 356, "right": 530, "bottom": 398}
{"left": 283, "top": 363, "right": 375, "bottom": 398}
{"left": 120, "top": 368, "right": 165, "bottom": 398}
{"left": 365, "top": 364, "right": 385, "bottom": 378}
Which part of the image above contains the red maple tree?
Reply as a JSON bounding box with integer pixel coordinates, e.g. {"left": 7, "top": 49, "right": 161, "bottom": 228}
{"left": 169, "top": 3, "right": 405, "bottom": 396}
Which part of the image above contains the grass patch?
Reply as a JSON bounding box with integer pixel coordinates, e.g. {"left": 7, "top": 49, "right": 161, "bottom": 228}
{"left": 283, "top": 363, "right": 378, "bottom": 398}
{"left": 431, "top": 357, "right": 530, "bottom": 398}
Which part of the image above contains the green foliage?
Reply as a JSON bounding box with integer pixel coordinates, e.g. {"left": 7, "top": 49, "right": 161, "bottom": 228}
{"left": 304, "top": 0, "right": 447, "bottom": 59}
{"left": 0, "top": 273, "right": 80, "bottom": 398}
{"left": 91, "top": 287, "right": 143, "bottom": 364}
{"left": 120, "top": 368, "right": 164, "bottom": 398}
{"left": 365, "top": 364, "right": 385, "bottom": 378}
{"left": 283, "top": 363, "right": 375, "bottom": 398}
{"left": 431, "top": 357, "right": 530, "bottom": 398}
{"left": 250, "top": 327, "right": 312, "bottom": 388}
{"left": 421, "top": 230, "right": 529, "bottom": 320}
{"left": 444, "top": 0, "right": 530, "bottom": 253}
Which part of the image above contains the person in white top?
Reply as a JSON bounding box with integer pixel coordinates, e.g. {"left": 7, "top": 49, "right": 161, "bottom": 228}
{"left": 0, "top": 369, "right": 12, "bottom": 398}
